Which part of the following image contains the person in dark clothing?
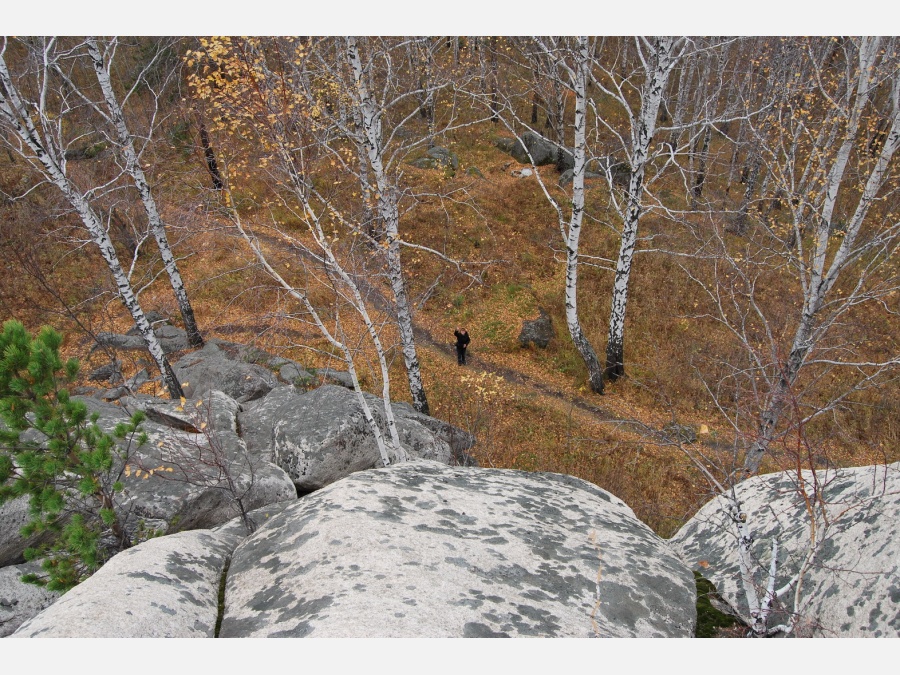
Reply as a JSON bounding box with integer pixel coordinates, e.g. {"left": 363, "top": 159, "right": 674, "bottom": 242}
{"left": 454, "top": 327, "right": 470, "bottom": 365}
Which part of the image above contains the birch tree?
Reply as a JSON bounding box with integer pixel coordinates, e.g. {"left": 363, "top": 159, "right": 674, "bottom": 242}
{"left": 84, "top": 37, "right": 204, "bottom": 348}
{"left": 186, "top": 37, "right": 410, "bottom": 465}
{"left": 733, "top": 36, "right": 900, "bottom": 474}
{"left": 0, "top": 38, "right": 183, "bottom": 398}
{"left": 592, "top": 36, "right": 685, "bottom": 382}
{"left": 37, "top": 37, "right": 205, "bottom": 348}
{"left": 299, "top": 36, "right": 490, "bottom": 414}
{"left": 344, "top": 36, "right": 431, "bottom": 414}
{"left": 537, "top": 38, "right": 605, "bottom": 393}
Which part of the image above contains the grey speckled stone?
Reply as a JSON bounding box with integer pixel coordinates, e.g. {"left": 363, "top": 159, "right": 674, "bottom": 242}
{"left": 0, "top": 562, "right": 60, "bottom": 637}
{"left": 220, "top": 460, "right": 696, "bottom": 637}
{"left": 11, "top": 530, "right": 240, "bottom": 638}
{"left": 671, "top": 462, "right": 900, "bottom": 637}
{"left": 270, "top": 385, "right": 475, "bottom": 491}
{"left": 173, "top": 341, "right": 278, "bottom": 403}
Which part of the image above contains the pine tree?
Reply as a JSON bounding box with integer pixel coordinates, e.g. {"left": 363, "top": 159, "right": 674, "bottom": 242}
{"left": 0, "top": 320, "right": 146, "bottom": 592}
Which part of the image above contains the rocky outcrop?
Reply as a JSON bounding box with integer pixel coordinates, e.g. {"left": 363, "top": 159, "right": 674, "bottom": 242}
{"left": 499, "top": 131, "right": 574, "bottom": 171}
{"left": 110, "top": 391, "right": 295, "bottom": 534}
{"left": 518, "top": 309, "right": 554, "bottom": 349}
{"left": 10, "top": 530, "right": 239, "bottom": 638}
{"left": 671, "top": 462, "right": 900, "bottom": 637}
{"left": 220, "top": 461, "right": 696, "bottom": 637}
{"left": 0, "top": 562, "right": 59, "bottom": 637}
{"left": 279, "top": 362, "right": 313, "bottom": 386}
{"left": 410, "top": 146, "right": 459, "bottom": 172}
{"left": 172, "top": 341, "right": 278, "bottom": 403}
{"left": 0, "top": 392, "right": 294, "bottom": 565}
{"left": 250, "top": 384, "right": 474, "bottom": 491}
{"left": 559, "top": 158, "right": 631, "bottom": 187}
{"left": 95, "top": 324, "right": 190, "bottom": 355}
{"left": 312, "top": 367, "right": 355, "bottom": 389}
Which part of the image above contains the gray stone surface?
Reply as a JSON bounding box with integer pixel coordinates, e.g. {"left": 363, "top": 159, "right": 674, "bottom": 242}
{"left": 270, "top": 385, "right": 474, "bottom": 491}
{"left": 279, "top": 362, "right": 313, "bottom": 386}
{"left": 63, "top": 393, "right": 295, "bottom": 538}
{"left": 503, "top": 131, "right": 574, "bottom": 171}
{"left": 11, "top": 530, "right": 239, "bottom": 638}
{"left": 115, "top": 391, "right": 295, "bottom": 533}
{"left": 125, "top": 310, "right": 168, "bottom": 330}
{"left": 99, "top": 368, "right": 149, "bottom": 401}
{"left": 518, "top": 309, "right": 554, "bottom": 349}
{"left": 96, "top": 325, "right": 189, "bottom": 354}
{"left": 219, "top": 461, "right": 696, "bottom": 637}
{"left": 211, "top": 500, "right": 295, "bottom": 540}
{"left": 0, "top": 496, "right": 53, "bottom": 568}
{"left": 88, "top": 362, "right": 123, "bottom": 384}
{"left": 173, "top": 341, "right": 278, "bottom": 403}
{"left": 671, "top": 462, "right": 900, "bottom": 637}
{"left": 312, "top": 367, "right": 355, "bottom": 389}
{"left": 411, "top": 147, "right": 459, "bottom": 172}
{"left": 427, "top": 146, "right": 459, "bottom": 170}
{"left": 237, "top": 385, "right": 301, "bottom": 458}
{"left": 0, "top": 562, "right": 60, "bottom": 637}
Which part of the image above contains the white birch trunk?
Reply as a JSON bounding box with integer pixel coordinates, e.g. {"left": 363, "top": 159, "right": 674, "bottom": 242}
{"left": 347, "top": 36, "right": 431, "bottom": 416}
{"left": 87, "top": 38, "right": 204, "bottom": 348}
{"left": 605, "top": 37, "right": 678, "bottom": 381}
{"left": 0, "top": 51, "right": 183, "bottom": 399}
{"left": 224, "top": 186, "right": 405, "bottom": 466}
{"left": 565, "top": 37, "right": 605, "bottom": 394}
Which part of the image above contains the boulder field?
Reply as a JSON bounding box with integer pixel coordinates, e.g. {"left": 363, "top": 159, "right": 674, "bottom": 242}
{"left": 12, "top": 462, "right": 696, "bottom": 638}
{"left": 5, "top": 339, "right": 899, "bottom": 637}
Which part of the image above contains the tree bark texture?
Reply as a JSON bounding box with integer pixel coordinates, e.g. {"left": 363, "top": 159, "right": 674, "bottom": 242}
{"left": 347, "top": 36, "right": 431, "bottom": 415}
{"left": 605, "top": 37, "right": 678, "bottom": 382}
{"left": 565, "top": 38, "right": 605, "bottom": 394}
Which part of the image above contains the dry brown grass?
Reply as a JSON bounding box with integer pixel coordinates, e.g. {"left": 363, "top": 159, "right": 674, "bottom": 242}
{"left": 3, "top": 114, "right": 899, "bottom": 538}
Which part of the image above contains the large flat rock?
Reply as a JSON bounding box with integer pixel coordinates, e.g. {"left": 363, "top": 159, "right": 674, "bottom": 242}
{"left": 220, "top": 461, "right": 695, "bottom": 637}
{"left": 671, "top": 462, "right": 900, "bottom": 637}
{"left": 11, "top": 530, "right": 240, "bottom": 638}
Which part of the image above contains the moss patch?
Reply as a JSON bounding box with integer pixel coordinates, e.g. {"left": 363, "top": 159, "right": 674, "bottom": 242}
{"left": 694, "top": 571, "right": 739, "bottom": 638}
